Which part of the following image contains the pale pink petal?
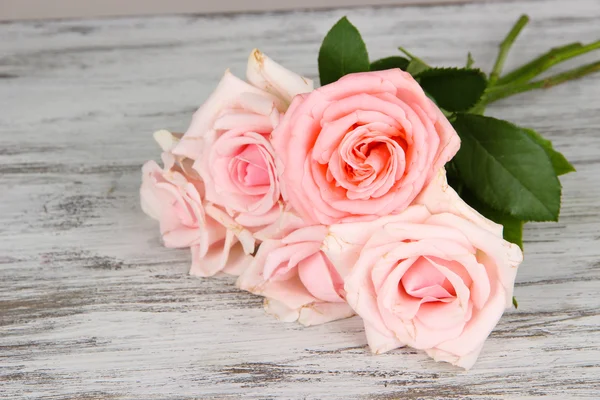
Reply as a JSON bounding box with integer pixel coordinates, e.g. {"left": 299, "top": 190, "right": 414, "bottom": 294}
{"left": 140, "top": 161, "right": 164, "bottom": 221}
{"left": 205, "top": 203, "right": 255, "bottom": 255}
{"left": 213, "top": 112, "right": 274, "bottom": 132}
{"left": 261, "top": 273, "right": 318, "bottom": 311}
{"left": 238, "top": 91, "right": 280, "bottom": 117}
{"left": 236, "top": 240, "right": 281, "bottom": 291}
{"left": 319, "top": 72, "right": 397, "bottom": 101}
{"left": 235, "top": 203, "right": 282, "bottom": 228}
{"left": 427, "top": 212, "right": 521, "bottom": 300}
{"left": 236, "top": 239, "right": 317, "bottom": 310}
{"left": 435, "top": 281, "right": 507, "bottom": 357}
{"left": 298, "top": 252, "right": 344, "bottom": 303}
{"left": 344, "top": 244, "right": 397, "bottom": 337}
{"left": 162, "top": 229, "right": 201, "bottom": 248}
{"left": 322, "top": 206, "right": 431, "bottom": 278}
{"left": 297, "top": 302, "right": 355, "bottom": 326}
{"left": 153, "top": 130, "right": 180, "bottom": 152}
{"left": 430, "top": 105, "right": 461, "bottom": 174}
{"left": 411, "top": 304, "right": 467, "bottom": 349}
{"left": 452, "top": 253, "right": 491, "bottom": 310}
{"left": 264, "top": 298, "right": 300, "bottom": 323}
{"left": 253, "top": 210, "right": 306, "bottom": 241}
{"left": 173, "top": 70, "right": 270, "bottom": 159}
{"left": 364, "top": 324, "right": 405, "bottom": 355}
{"left": 426, "top": 256, "right": 471, "bottom": 317}
{"left": 221, "top": 245, "right": 253, "bottom": 276}
{"left": 415, "top": 169, "right": 503, "bottom": 237}
{"left": 425, "top": 343, "right": 485, "bottom": 370}
{"left": 376, "top": 256, "right": 422, "bottom": 344}
{"left": 189, "top": 229, "right": 236, "bottom": 277}
{"left": 246, "top": 49, "right": 313, "bottom": 105}
{"left": 283, "top": 225, "right": 327, "bottom": 245}
{"left": 263, "top": 242, "right": 321, "bottom": 280}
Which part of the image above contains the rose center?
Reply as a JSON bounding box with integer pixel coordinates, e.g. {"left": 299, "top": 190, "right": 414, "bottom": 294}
{"left": 345, "top": 140, "right": 389, "bottom": 178}
{"left": 401, "top": 257, "right": 456, "bottom": 302}
{"left": 232, "top": 144, "right": 270, "bottom": 188}
{"left": 327, "top": 123, "right": 408, "bottom": 201}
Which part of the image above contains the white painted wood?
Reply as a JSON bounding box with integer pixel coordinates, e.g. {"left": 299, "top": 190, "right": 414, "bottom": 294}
{"left": 0, "top": 0, "right": 488, "bottom": 22}
{"left": 1, "top": 0, "right": 599, "bottom": 398}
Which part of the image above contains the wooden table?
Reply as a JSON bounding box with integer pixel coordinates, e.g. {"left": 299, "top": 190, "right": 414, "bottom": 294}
{"left": 2, "top": 0, "right": 599, "bottom": 398}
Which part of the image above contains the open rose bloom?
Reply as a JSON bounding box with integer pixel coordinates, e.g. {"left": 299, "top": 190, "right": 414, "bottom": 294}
{"left": 237, "top": 211, "right": 354, "bottom": 326}
{"left": 141, "top": 51, "right": 523, "bottom": 369}
{"left": 323, "top": 172, "right": 523, "bottom": 369}
{"left": 272, "top": 69, "right": 460, "bottom": 225}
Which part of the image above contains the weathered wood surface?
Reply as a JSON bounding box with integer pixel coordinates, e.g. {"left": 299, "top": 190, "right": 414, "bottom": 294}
{"left": 0, "top": 0, "right": 498, "bottom": 22}
{"left": 1, "top": 0, "right": 600, "bottom": 398}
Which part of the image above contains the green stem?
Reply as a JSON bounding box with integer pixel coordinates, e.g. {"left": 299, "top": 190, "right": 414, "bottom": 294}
{"left": 469, "top": 101, "right": 487, "bottom": 115}
{"left": 497, "top": 40, "right": 600, "bottom": 85}
{"left": 399, "top": 46, "right": 431, "bottom": 76}
{"left": 488, "top": 15, "right": 530, "bottom": 86}
{"left": 398, "top": 46, "right": 428, "bottom": 65}
{"left": 484, "top": 60, "right": 600, "bottom": 104}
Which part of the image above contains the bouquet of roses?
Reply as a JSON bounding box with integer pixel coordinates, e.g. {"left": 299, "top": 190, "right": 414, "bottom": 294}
{"left": 141, "top": 15, "right": 596, "bottom": 369}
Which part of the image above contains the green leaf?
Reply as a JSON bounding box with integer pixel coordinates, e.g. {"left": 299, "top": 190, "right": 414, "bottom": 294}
{"left": 445, "top": 160, "right": 461, "bottom": 181}
{"left": 417, "top": 68, "right": 487, "bottom": 112}
{"left": 370, "top": 56, "right": 410, "bottom": 71}
{"left": 406, "top": 59, "right": 429, "bottom": 76}
{"left": 512, "top": 296, "right": 519, "bottom": 309}
{"left": 318, "top": 17, "right": 370, "bottom": 86}
{"left": 460, "top": 187, "right": 524, "bottom": 249}
{"left": 398, "top": 47, "right": 430, "bottom": 76}
{"left": 501, "top": 219, "right": 525, "bottom": 250}
{"left": 452, "top": 114, "right": 562, "bottom": 222}
{"left": 522, "top": 128, "right": 576, "bottom": 176}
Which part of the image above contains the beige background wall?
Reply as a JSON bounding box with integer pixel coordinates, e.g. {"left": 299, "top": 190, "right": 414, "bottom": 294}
{"left": 0, "top": 0, "right": 472, "bottom": 21}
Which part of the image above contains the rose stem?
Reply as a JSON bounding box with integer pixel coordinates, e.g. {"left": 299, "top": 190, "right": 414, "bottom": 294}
{"left": 488, "top": 14, "right": 530, "bottom": 86}
{"left": 483, "top": 60, "right": 600, "bottom": 104}
{"left": 398, "top": 46, "right": 428, "bottom": 65}
{"left": 497, "top": 40, "right": 600, "bottom": 85}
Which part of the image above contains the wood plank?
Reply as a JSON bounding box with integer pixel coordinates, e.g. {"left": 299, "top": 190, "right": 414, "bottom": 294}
{"left": 1, "top": 0, "right": 599, "bottom": 398}
{"left": 1, "top": 0, "right": 494, "bottom": 22}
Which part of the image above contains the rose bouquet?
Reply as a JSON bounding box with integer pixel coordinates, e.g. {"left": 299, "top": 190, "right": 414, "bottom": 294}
{"left": 141, "top": 15, "right": 597, "bottom": 369}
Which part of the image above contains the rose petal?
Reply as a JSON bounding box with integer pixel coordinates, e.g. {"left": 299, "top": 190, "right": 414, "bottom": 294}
{"left": 264, "top": 298, "right": 301, "bottom": 323}
{"left": 298, "top": 252, "right": 344, "bottom": 303}
{"left": 425, "top": 342, "right": 485, "bottom": 370}
{"left": 297, "top": 302, "right": 355, "bottom": 326}
{"left": 364, "top": 324, "right": 405, "bottom": 355}
{"left": 174, "top": 70, "right": 268, "bottom": 159}
{"left": 246, "top": 48, "right": 313, "bottom": 105}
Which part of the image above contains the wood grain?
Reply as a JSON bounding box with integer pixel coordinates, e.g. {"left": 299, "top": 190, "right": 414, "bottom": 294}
{"left": 0, "top": 0, "right": 491, "bottom": 22}
{"left": 1, "top": 0, "right": 599, "bottom": 398}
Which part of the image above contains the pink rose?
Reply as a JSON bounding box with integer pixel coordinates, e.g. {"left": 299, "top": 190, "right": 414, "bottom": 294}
{"left": 272, "top": 69, "right": 460, "bottom": 225}
{"left": 140, "top": 152, "right": 255, "bottom": 277}
{"left": 322, "top": 171, "right": 523, "bottom": 369}
{"left": 236, "top": 212, "right": 354, "bottom": 326}
{"left": 202, "top": 126, "right": 282, "bottom": 227}
{"left": 173, "top": 50, "right": 312, "bottom": 227}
